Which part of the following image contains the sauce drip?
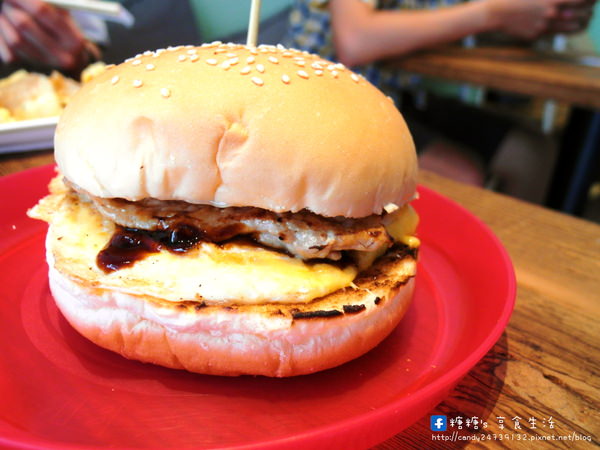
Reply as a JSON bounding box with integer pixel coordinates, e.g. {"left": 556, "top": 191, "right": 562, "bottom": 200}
{"left": 95, "top": 222, "right": 356, "bottom": 274}
{"left": 97, "top": 224, "right": 203, "bottom": 273}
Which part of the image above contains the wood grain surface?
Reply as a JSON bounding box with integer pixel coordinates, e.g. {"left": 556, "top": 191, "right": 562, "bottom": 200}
{"left": 378, "top": 171, "right": 600, "bottom": 449}
{"left": 1, "top": 153, "right": 599, "bottom": 448}
{"left": 0, "top": 149, "right": 54, "bottom": 177}
{"left": 390, "top": 46, "right": 600, "bottom": 109}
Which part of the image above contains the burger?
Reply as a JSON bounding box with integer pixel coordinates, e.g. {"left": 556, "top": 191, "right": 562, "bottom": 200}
{"left": 28, "top": 42, "right": 419, "bottom": 377}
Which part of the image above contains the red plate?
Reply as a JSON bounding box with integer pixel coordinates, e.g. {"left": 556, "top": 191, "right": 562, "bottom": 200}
{"left": 0, "top": 165, "right": 515, "bottom": 449}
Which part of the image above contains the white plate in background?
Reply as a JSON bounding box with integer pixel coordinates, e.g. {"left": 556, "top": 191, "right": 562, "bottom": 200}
{"left": 0, "top": 117, "right": 58, "bottom": 154}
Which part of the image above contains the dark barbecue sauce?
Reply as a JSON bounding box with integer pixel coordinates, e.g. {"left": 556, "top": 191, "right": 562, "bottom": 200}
{"left": 97, "top": 224, "right": 203, "bottom": 273}
{"left": 96, "top": 223, "right": 356, "bottom": 274}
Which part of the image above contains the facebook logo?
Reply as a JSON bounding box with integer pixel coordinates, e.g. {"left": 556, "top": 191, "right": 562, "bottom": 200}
{"left": 430, "top": 415, "right": 447, "bottom": 431}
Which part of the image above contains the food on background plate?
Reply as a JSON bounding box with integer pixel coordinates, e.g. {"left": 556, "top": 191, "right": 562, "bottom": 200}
{"left": 28, "top": 42, "right": 420, "bottom": 377}
{"left": 0, "top": 70, "right": 77, "bottom": 123}
{"left": 80, "top": 62, "right": 108, "bottom": 83}
{"left": 0, "top": 63, "right": 107, "bottom": 124}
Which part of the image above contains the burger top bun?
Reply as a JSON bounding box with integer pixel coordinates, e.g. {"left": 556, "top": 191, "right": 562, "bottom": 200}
{"left": 55, "top": 43, "right": 417, "bottom": 218}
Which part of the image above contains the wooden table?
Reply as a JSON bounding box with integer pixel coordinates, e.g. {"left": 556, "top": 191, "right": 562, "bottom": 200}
{"left": 392, "top": 46, "right": 600, "bottom": 110}
{"left": 382, "top": 170, "right": 600, "bottom": 448}
{"left": 1, "top": 151, "right": 599, "bottom": 448}
{"left": 391, "top": 45, "right": 600, "bottom": 216}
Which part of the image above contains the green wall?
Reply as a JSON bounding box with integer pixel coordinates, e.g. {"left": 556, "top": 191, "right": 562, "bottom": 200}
{"left": 190, "top": 0, "right": 292, "bottom": 42}
{"left": 590, "top": 4, "right": 600, "bottom": 52}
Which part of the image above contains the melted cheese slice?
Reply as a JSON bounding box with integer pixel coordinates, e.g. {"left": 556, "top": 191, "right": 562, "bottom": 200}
{"left": 383, "top": 204, "right": 420, "bottom": 247}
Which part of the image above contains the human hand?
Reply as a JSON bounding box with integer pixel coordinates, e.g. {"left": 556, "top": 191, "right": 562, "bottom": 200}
{"left": 0, "top": 0, "right": 99, "bottom": 71}
{"left": 549, "top": 0, "right": 595, "bottom": 33}
{"left": 487, "top": 0, "right": 587, "bottom": 40}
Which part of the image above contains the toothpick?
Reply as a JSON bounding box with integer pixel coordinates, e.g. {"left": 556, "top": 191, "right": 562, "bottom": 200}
{"left": 246, "top": 0, "right": 262, "bottom": 48}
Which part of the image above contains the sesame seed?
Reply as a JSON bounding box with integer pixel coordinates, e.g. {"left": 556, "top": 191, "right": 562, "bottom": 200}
{"left": 135, "top": 53, "right": 143, "bottom": 58}
{"left": 210, "top": 40, "right": 223, "bottom": 45}
{"left": 214, "top": 48, "right": 227, "bottom": 54}
{"left": 351, "top": 73, "right": 360, "bottom": 83}
{"left": 132, "top": 79, "right": 143, "bottom": 88}
{"left": 228, "top": 57, "right": 239, "bottom": 65}
{"left": 185, "top": 45, "right": 194, "bottom": 49}
{"left": 315, "top": 70, "right": 323, "bottom": 76}
{"left": 282, "top": 51, "right": 293, "bottom": 58}
{"left": 250, "top": 48, "right": 258, "bottom": 55}
{"left": 294, "top": 60, "right": 305, "bottom": 67}
{"left": 251, "top": 76, "right": 264, "bottom": 86}
{"left": 132, "top": 59, "right": 141, "bottom": 66}
{"left": 143, "top": 50, "right": 153, "bottom": 56}
{"left": 111, "top": 75, "right": 119, "bottom": 85}
{"left": 332, "top": 70, "right": 339, "bottom": 78}
{"left": 268, "top": 56, "right": 279, "bottom": 64}
{"left": 178, "top": 55, "right": 187, "bottom": 62}
{"left": 190, "top": 54, "right": 199, "bottom": 62}
{"left": 221, "top": 60, "right": 231, "bottom": 70}
{"left": 297, "top": 70, "right": 309, "bottom": 79}
{"left": 160, "top": 87, "right": 171, "bottom": 98}
{"left": 327, "top": 64, "right": 336, "bottom": 71}
{"left": 277, "top": 43, "right": 286, "bottom": 50}
{"left": 311, "top": 62, "right": 323, "bottom": 70}
{"left": 226, "top": 52, "right": 237, "bottom": 58}
{"left": 187, "top": 49, "right": 198, "bottom": 55}
{"left": 240, "top": 66, "right": 251, "bottom": 75}
{"left": 146, "top": 64, "right": 155, "bottom": 70}
{"left": 335, "top": 63, "right": 346, "bottom": 71}
{"left": 281, "top": 74, "right": 291, "bottom": 84}
{"left": 206, "top": 58, "right": 218, "bottom": 65}
{"left": 246, "top": 56, "right": 255, "bottom": 64}
{"left": 256, "top": 64, "right": 265, "bottom": 73}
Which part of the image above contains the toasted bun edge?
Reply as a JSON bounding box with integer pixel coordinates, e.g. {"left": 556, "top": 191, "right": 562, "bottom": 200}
{"left": 47, "top": 250, "right": 416, "bottom": 377}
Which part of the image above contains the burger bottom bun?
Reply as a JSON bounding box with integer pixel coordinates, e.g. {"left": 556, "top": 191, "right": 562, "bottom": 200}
{"left": 47, "top": 244, "right": 417, "bottom": 377}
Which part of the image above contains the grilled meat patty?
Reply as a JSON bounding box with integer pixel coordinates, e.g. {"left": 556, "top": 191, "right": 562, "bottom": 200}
{"left": 71, "top": 184, "right": 394, "bottom": 261}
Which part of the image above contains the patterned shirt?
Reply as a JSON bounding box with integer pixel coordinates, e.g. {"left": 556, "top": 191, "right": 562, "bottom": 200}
{"left": 282, "top": 0, "right": 460, "bottom": 101}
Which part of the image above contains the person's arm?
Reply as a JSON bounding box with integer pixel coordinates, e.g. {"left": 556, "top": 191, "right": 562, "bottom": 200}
{"left": 549, "top": 0, "right": 596, "bottom": 32}
{"left": 0, "top": 0, "right": 99, "bottom": 72}
{"left": 329, "top": 0, "right": 587, "bottom": 67}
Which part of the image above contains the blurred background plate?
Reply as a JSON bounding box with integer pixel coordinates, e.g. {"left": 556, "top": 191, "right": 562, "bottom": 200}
{"left": 0, "top": 165, "right": 515, "bottom": 449}
{"left": 0, "top": 117, "right": 58, "bottom": 153}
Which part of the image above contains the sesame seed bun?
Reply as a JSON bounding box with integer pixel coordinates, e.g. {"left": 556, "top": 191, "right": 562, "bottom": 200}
{"left": 31, "top": 43, "right": 421, "bottom": 377}
{"left": 54, "top": 43, "right": 417, "bottom": 217}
